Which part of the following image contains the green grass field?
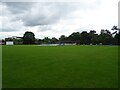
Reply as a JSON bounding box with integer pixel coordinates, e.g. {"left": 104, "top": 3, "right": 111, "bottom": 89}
{"left": 2, "top": 45, "right": 118, "bottom": 88}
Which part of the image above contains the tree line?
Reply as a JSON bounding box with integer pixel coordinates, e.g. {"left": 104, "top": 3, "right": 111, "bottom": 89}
{"left": 4, "top": 26, "right": 120, "bottom": 45}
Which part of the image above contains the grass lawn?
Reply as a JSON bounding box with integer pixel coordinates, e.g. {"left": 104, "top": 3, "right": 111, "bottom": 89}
{"left": 2, "top": 45, "right": 118, "bottom": 88}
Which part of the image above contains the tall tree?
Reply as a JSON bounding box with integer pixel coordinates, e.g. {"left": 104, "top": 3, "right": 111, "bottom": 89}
{"left": 89, "top": 30, "right": 98, "bottom": 45}
{"left": 99, "top": 29, "right": 112, "bottom": 45}
{"left": 23, "top": 31, "right": 35, "bottom": 44}
{"left": 59, "top": 35, "right": 68, "bottom": 43}
{"left": 113, "top": 33, "right": 120, "bottom": 45}
{"left": 80, "top": 31, "right": 91, "bottom": 45}
{"left": 68, "top": 32, "right": 80, "bottom": 44}
{"left": 111, "top": 26, "right": 120, "bottom": 45}
{"left": 51, "top": 37, "right": 58, "bottom": 44}
{"left": 43, "top": 37, "right": 51, "bottom": 44}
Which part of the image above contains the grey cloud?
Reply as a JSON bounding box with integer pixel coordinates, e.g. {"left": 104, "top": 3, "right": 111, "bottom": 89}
{"left": 3, "top": 1, "right": 102, "bottom": 27}
{"left": 5, "top": 2, "right": 35, "bottom": 14}
{"left": 21, "top": 2, "right": 80, "bottom": 26}
{"left": 1, "top": 28, "right": 17, "bottom": 32}
{"left": 38, "top": 25, "right": 52, "bottom": 32}
{"left": 4, "top": 2, "right": 83, "bottom": 26}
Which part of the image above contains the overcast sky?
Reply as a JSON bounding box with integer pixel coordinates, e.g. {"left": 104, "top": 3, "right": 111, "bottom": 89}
{"left": 0, "top": 0, "right": 119, "bottom": 39}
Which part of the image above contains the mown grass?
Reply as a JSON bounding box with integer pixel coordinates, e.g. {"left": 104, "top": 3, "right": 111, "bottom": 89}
{"left": 2, "top": 45, "right": 118, "bottom": 88}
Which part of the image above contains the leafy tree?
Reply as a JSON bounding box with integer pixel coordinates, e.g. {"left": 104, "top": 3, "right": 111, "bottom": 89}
{"left": 43, "top": 37, "right": 51, "bottom": 44}
{"left": 111, "top": 26, "right": 120, "bottom": 45}
{"left": 80, "top": 31, "right": 91, "bottom": 45}
{"left": 111, "top": 26, "right": 119, "bottom": 30}
{"left": 59, "top": 35, "right": 68, "bottom": 43}
{"left": 89, "top": 30, "right": 98, "bottom": 45}
{"left": 91, "top": 34, "right": 99, "bottom": 45}
{"left": 14, "top": 38, "right": 23, "bottom": 45}
{"left": 113, "top": 33, "right": 120, "bottom": 45}
{"left": 34, "top": 39, "right": 42, "bottom": 44}
{"left": 99, "top": 29, "right": 113, "bottom": 45}
{"left": 68, "top": 32, "right": 80, "bottom": 44}
{"left": 23, "top": 31, "right": 35, "bottom": 44}
{"left": 51, "top": 37, "right": 58, "bottom": 44}
{"left": 5, "top": 37, "right": 13, "bottom": 41}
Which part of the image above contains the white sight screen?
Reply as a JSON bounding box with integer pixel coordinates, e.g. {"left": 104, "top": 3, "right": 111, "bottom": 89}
{"left": 6, "top": 41, "right": 14, "bottom": 45}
